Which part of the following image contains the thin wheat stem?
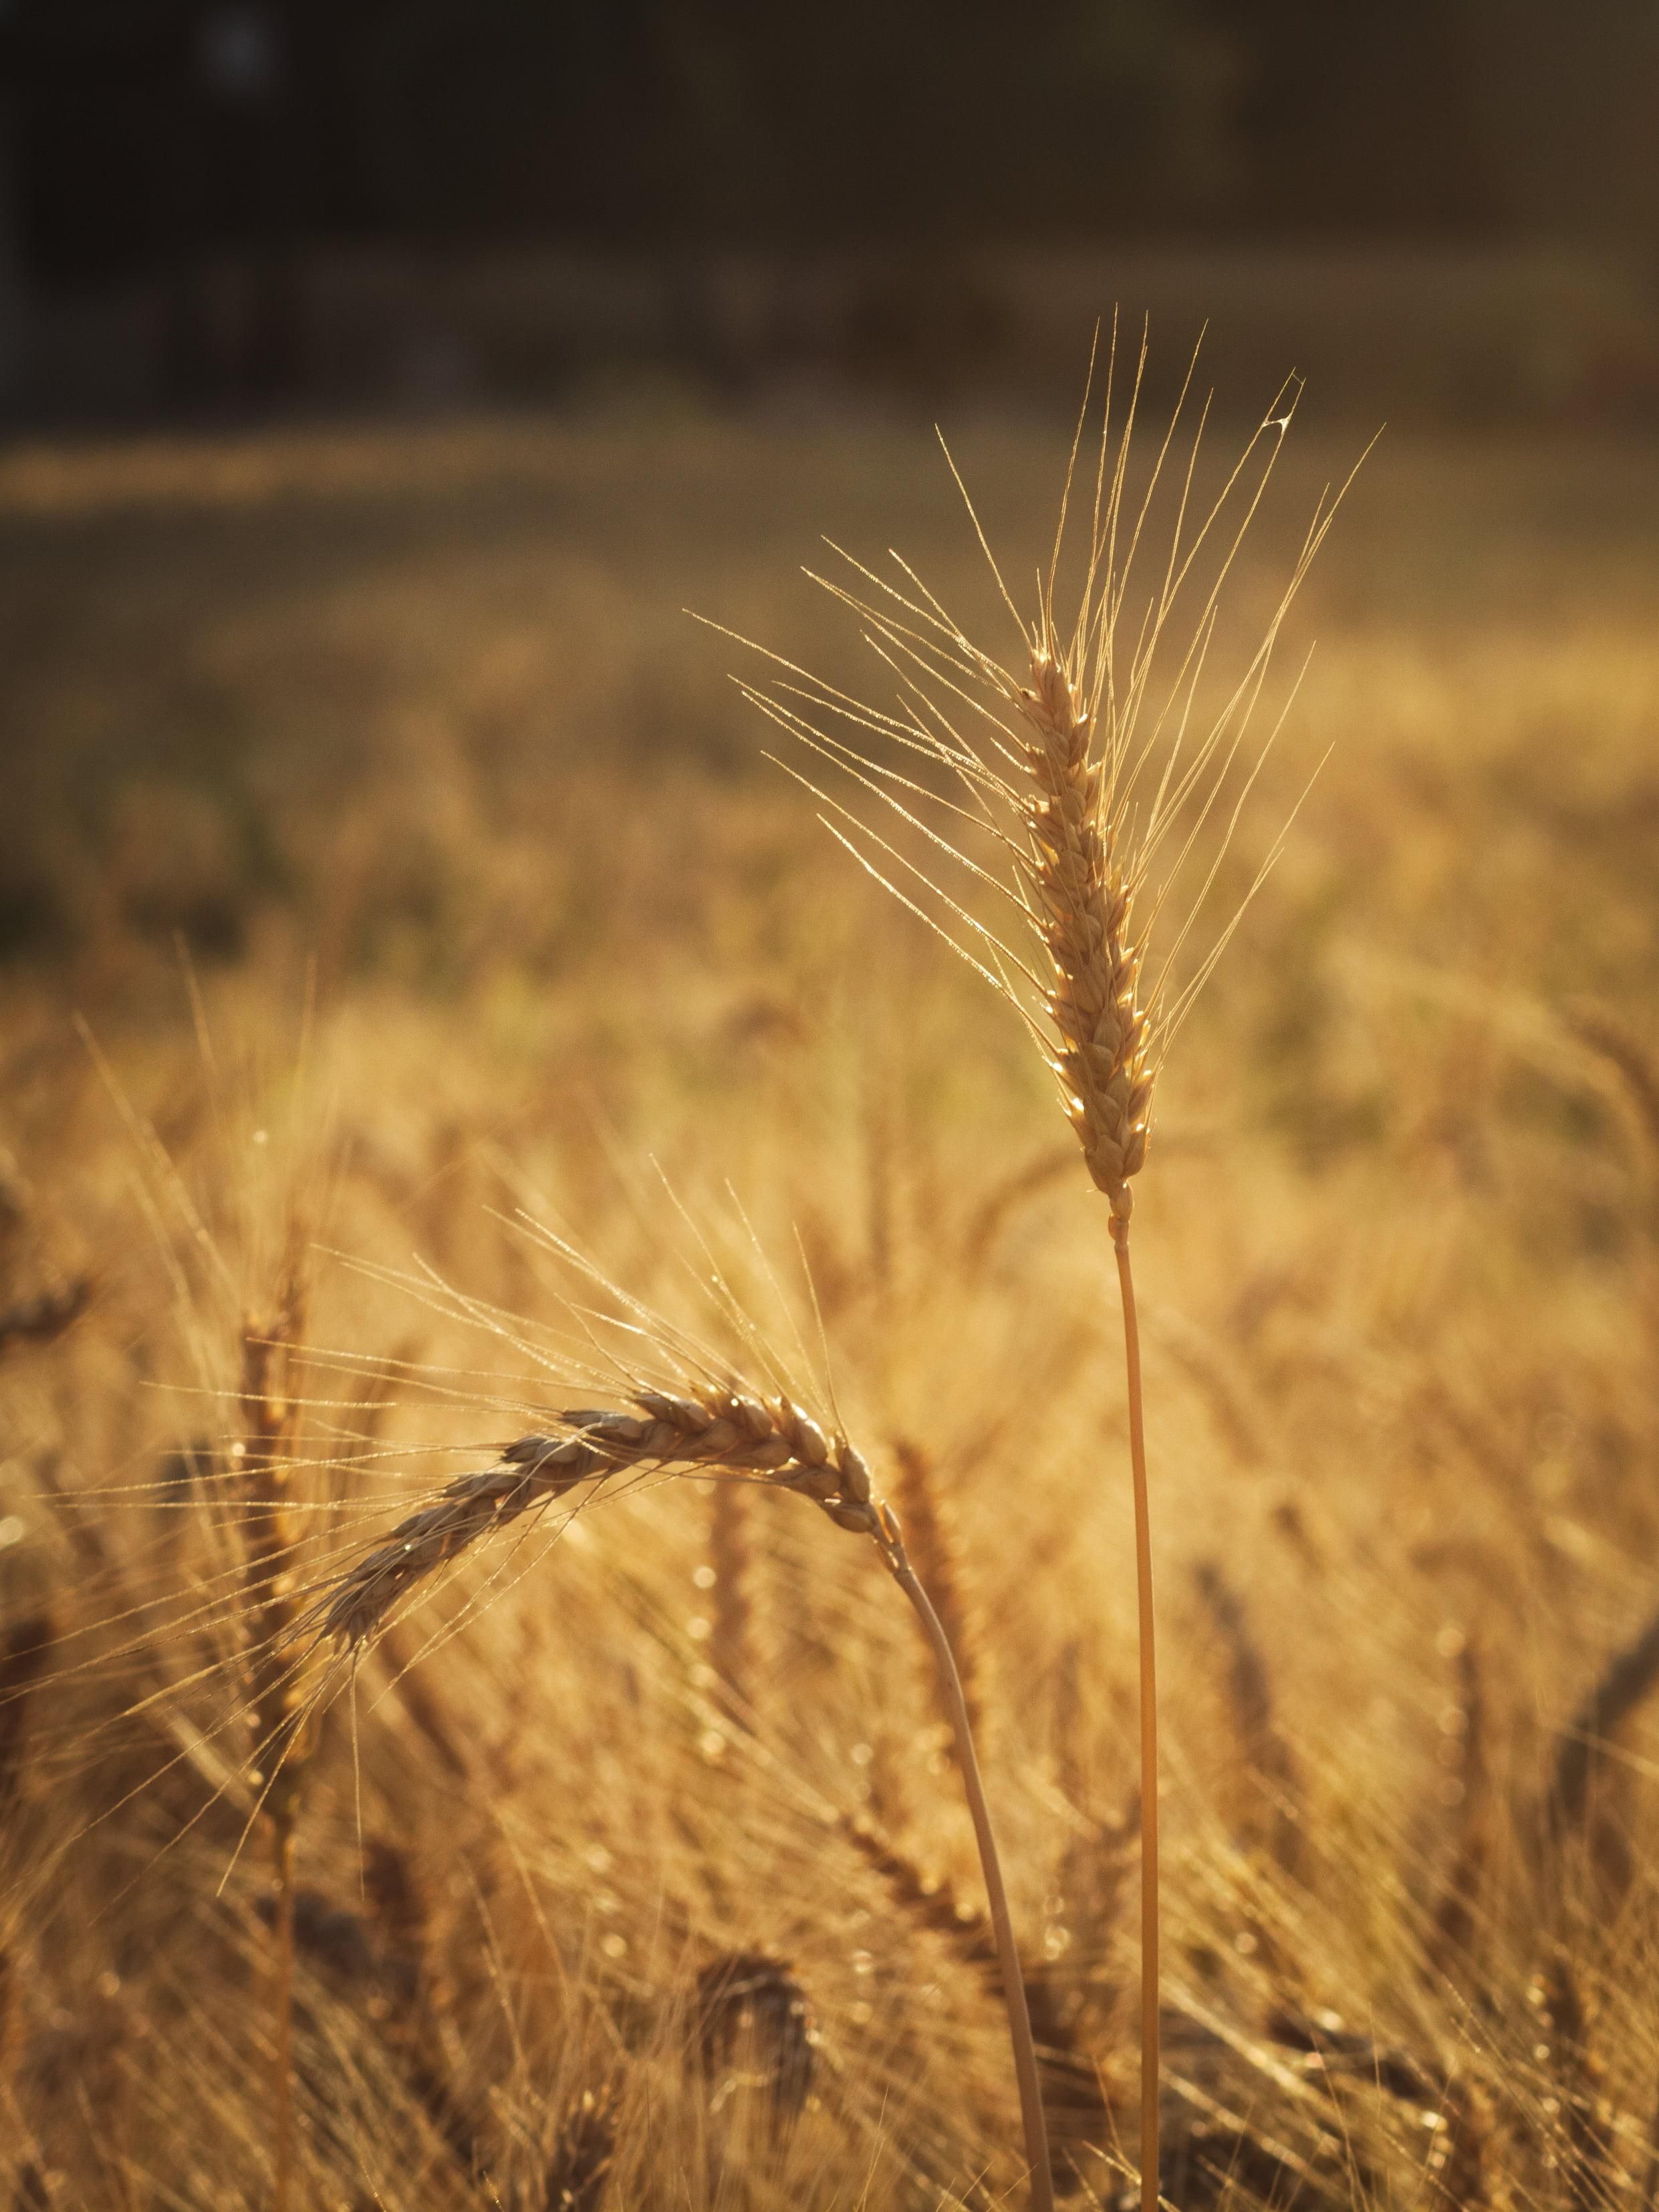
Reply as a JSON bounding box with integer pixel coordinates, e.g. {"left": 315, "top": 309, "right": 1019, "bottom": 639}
{"left": 239, "top": 1251, "right": 308, "bottom": 2212}
{"left": 271, "top": 1822, "right": 296, "bottom": 2212}
{"left": 1112, "top": 1218, "right": 1159, "bottom": 2212}
{"left": 886, "top": 1548, "right": 1056, "bottom": 2212}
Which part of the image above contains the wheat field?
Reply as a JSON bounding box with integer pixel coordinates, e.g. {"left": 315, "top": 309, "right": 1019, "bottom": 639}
{"left": 1, "top": 396, "right": 1658, "bottom": 2211}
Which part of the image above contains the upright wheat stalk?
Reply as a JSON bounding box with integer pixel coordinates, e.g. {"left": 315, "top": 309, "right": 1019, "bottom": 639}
{"left": 727, "top": 330, "right": 1352, "bottom": 2210}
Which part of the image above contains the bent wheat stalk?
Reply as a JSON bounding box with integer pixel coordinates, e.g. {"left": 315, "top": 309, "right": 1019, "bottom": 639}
{"left": 728, "top": 330, "right": 1354, "bottom": 2209}
{"left": 318, "top": 1376, "right": 1056, "bottom": 2211}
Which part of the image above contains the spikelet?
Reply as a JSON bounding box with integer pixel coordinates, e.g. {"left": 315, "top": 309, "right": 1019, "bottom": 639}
{"left": 537, "top": 2082, "right": 619, "bottom": 2212}
{"left": 839, "top": 1810, "right": 995, "bottom": 1979}
{"left": 890, "top": 1440, "right": 982, "bottom": 1750}
{"left": 0, "top": 1280, "right": 92, "bottom": 1357}
{"left": 1017, "top": 646, "right": 1152, "bottom": 1215}
{"left": 730, "top": 336, "right": 1350, "bottom": 1225}
{"left": 1545, "top": 1603, "right": 1659, "bottom": 1841}
{"left": 1193, "top": 1560, "right": 1301, "bottom": 1873}
{"left": 690, "top": 1952, "right": 816, "bottom": 2142}
{"left": 1529, "top": 1949, "right": 1614, "bottom": 2210}
{"left": 320, "top": 1387, "right": 880, "bottom": 1648}
{"left": 1428, "top": 1626, "right": 1491, "bottom": 1971}
{"left": 1565, "top": 1001, "right": 1659, "bottom": 1161}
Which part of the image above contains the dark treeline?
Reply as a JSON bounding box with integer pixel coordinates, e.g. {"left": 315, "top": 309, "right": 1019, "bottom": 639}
{"left": 3, "top": 0, "right": 1657, "bottom": 289}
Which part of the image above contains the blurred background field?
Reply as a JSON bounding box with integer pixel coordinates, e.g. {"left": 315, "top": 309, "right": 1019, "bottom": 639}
{"left": 1, "top": 388, "right": 1658, "bottom": 2209}
{"left": 5, "top": 404, "right": 1659, "bottom": 991}
{"left": 4, "top": 6, "right": 1659, "bottom": 2209}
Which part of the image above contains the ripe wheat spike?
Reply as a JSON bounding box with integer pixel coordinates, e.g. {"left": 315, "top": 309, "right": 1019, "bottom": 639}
{"left": 724, "top": 331, "right": 1354, "bottom": 1223}
{"left": 319, "top": 1388, "right": 875, "bottom": 1648}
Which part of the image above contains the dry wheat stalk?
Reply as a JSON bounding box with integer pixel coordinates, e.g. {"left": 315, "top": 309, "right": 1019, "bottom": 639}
{"left": 238, "top": 1246, "right": 310, "bottom": 2212}
{"left": 725, "top": 336, "right": 1351, "bottom": 2212}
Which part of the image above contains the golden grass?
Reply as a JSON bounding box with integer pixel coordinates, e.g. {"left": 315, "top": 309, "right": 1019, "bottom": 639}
{"left": 1, "top": 402, "right": 1658, "bottom": 2208}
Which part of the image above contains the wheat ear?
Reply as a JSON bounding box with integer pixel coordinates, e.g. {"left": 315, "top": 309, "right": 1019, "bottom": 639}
{"left": 237, "top": 1249, "right": 309, "bottom": 2212}
{"left": 1194, "top": 1559, "right": 1301, "bottom": 1871}
{"left": 690, "top": 1952, "right": 815, "bottom": 2145}
{"left": 320, "top": 1389, "right": 858, "bottom": 1647}
{"left": 1565, "top": 1001, "right": 1659, "bottom": 1158}
{"left": 0, "top": 1609, "right": 53, "bottom": 1825}
{"left": 840, "top": 1811, "right": 997, "bottom": 1972}
{"left": 317, "top": 1379, "right": 1056, "bottom": 2211}
{"left": 538, "top": 2081, "right": 619, "bottom": 2212}
{"left": 1545, "top": 1603, "right": 1659, "bottom": 1842}
{"left": 890, "top": 1439, "right": 982, "bottom": 1751}
{"left": 1531, "top": 1949, "right": 1614, "bottom": 2209}
{"left": 1016, "top": 648, "right": 1152, "bottom": 1217}
{"left": 0, "top": 1277, "right": 92, "bottom": 1355}
{"left": 1428, "top": 1627, "right": 1491, "bottom": 1972}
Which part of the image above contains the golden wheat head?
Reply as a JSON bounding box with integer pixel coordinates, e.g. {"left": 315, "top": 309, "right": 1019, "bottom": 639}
{"left": 318, "top": 1386, "right": 884, "bottom": 1648}
{"left": 724, "top": 331, "right": 1356, "bottom": 1218}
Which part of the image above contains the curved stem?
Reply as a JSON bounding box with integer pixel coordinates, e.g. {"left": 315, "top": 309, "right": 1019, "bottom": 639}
{"left": 1112, "top": 1218, "right": 1160, "bottom": 2212}
{"left": 888, "top": 1550, "right": 1056, "bottom": 2212}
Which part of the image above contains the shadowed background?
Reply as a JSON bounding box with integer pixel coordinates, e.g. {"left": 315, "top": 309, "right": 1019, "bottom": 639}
{"left": 1, "top": 2, "right": 1658, "bottom": 425}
